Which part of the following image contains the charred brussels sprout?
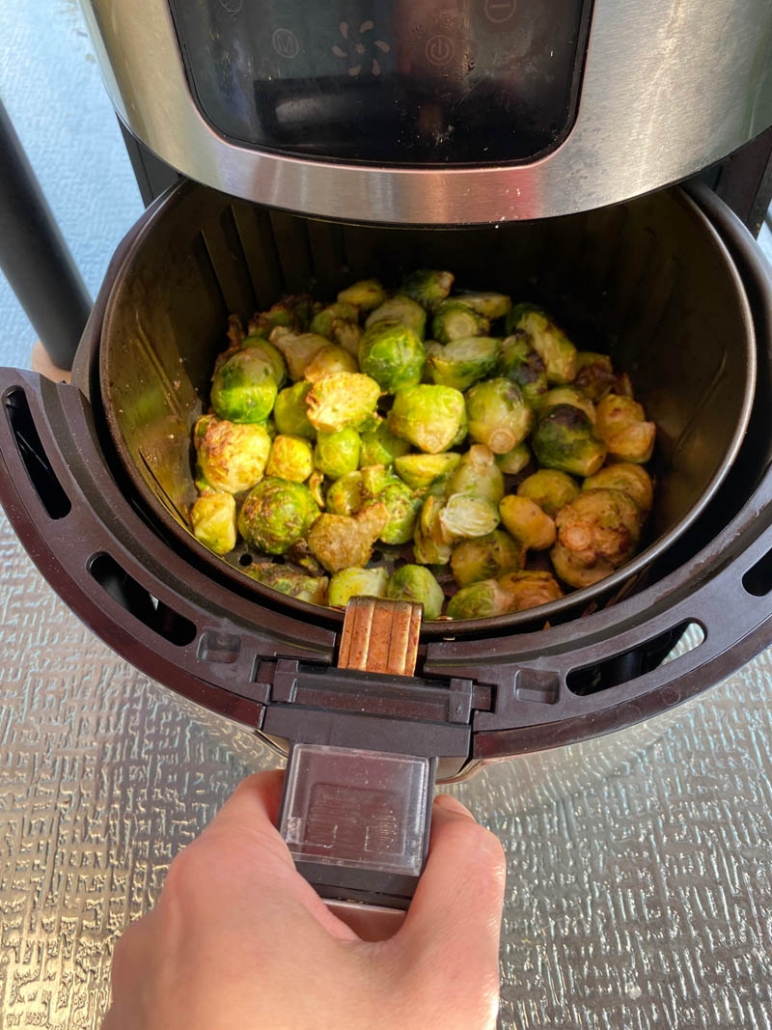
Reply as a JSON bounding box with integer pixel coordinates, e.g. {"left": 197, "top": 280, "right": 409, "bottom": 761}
{"left": 269, "top": 329, "right": 330, "bottom": 382}
{"left": 328, "top": 567, "right": 389, "bottom": 607}
{"left": 246, "top": 563, "right": 328, "bottom": 605}
{"left": 539, "top": 387, "right": 596, "bottom": 424}
{"left": 358, "top": 322, "right": 426, "bottom": 393}
{"left": 499, "top": 495, "right": 556, "bottom": 551}
{"left": 400, "top": 269, "right": 454, "bottom": 311}
{"left": 365, "top": 296, "right": 427, "bottom": 338}
{"left": 360, "top": 421, "right": 412, "bottom": 467}
{"left": 517, "top": 469, "right": 580, "bottom": 517}
{"left": 497, "top": 570, "right": 563, "bottom": 611}
{"left": 337, "top": 279, "right": 387, "bottom": 311}
{"left": 304, "top": 344, "right": 359, "bottom": 383}
{"left": 596, "top": 394, "right": 656, "bottom": 464}
{"left": 495, "top": 443, "right": 532, "bottom": 476}
{"left": 307, "top": 503, "right": 390, "bottom": 573}
{"left": 532, "top": 405, "right": 607, "bottom": 477}
{"left": 240, "top": 337, "right": 288, "bottom": 388}
{"left": 394, "top": 452, "right": 461, "bottom": 491}
{"left": 431, "top": 301, "right": 490, "bottom": 344}
{"left": 274, "top": 381, "right": 316, "bottom": 441}
{"left": 248, "top": 297, "right": 309, "bottom": 339}
{"left": 552, "top": 488, "right": 641, "bottom": 587}
{"left": 326, "top": 471, "right": 365, "bottom": 515}
{"left": 238, "top": 479, "right": 320, "bottom": 555}
{"left": 583, "top": 463, "right": 654, "bottom": 520}
{"left": 210, "top": 350, "right": 278, "bottom": 423}
{"left": 455, "top": 291, "right": 512, "bottom": 320}
{"left": 426, "top": 336, "right": 500, "bottom": 391}
{"left": 450, "top": 530, "right": 522, "bottom": 587}
{"left": 447, "top": 579, "right": 515, "bottom": 620}
{"left": 195, "top": 417, "right": 272, "bottom": 494}
{"left": 265, "top": 434, "right": 315, "bottom": 483}
{"left": 446, "top": 445, "right": 505, "bottom": 504}
{"left": 190, "top": 493, "right": 237, "bottom": 555}
{"left": 466, "top": 378, "right": 532, "bottom": 454}
{"left": 497, "top": 333, "right": 549, "bottom": 406}
{"left": 306, "top": 373, "right": 381, "bottom": 433}
{"left": 574, "top": 351, "right": 616, "bottom": 401}
{"left": 376, "top": 482, "right": 423, "bottom": 545}
{"left": 439, "top": 493, "right": 500, "bottom": 543}
{"left": 386, "top": 565, "right": 445, "bottom": 620}
{"left": 388, "top": 384, "right": 467, "bottom": 454}
{"left": 309, "top": 302, "right": 359, "bottom": 340}
{"left": 506, "top": 303, "right": 577, "bottom": 384}
{"left": 314, "top": 428, "right": 361, "bottom": 480}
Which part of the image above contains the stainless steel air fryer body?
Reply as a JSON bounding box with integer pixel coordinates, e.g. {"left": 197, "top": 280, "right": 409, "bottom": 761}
{"left": 78, "top": 0, "right": 772, "bottom": 224}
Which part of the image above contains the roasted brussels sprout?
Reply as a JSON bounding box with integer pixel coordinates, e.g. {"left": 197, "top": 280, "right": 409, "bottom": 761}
{"left": 583, "top": 463, "right": 654, "bottom": 519}
{"left": 596, "top": 394, "right": 656, "bottom": 464}
{"left": 190, "top": 493, "right": 237, "bottom": 555}
{"left": 413, "top": 496, "right": 453, "bottom": 565}
{"left": 358, "top": 322, "right": 426, "bottom": 393}
{"left": 439, "top": 493, "right": 500, "bottom": 544}
{"left": 314, "top": 428, "right": 361, "bottom": 480}
{"left": 552, "top": 488, "right": 641, "bottom": 587}
{"left": 401, "top": 269, "right": 455, "bottom": 311}
{"left": 246, "top": 563, "right": 328, "bottom": 605}
{"left": 466, "top": 378, "right": 533, "bottom": 454}
{"left": 365, "top": 296, "right": 427, "bottom": 338}
{"left": 517, "top": 469, "right": 580, "bottom": 517}
{"left": 304, "top": 344, "right": 359, "bottom": 382}
{"left": 431, "top": 301, "right": 490, "bottom": 344}
{"left": 376, "top": 482, "right": 423, "bottom": 545}
{"left": 240, "top": 336, "right": 288, "bottom": 388}
{"left": 359, "top": 421, "right": 412, "bottom": 467}
{"left": 326, "top": 471, "right": 365, "bottom": 515}
{"left": 307, "top": 502, "right": 389, "bottom": 573}
{"left": 306, "top": 372, "right": 381, "bottom": 433}
{"left": 497, "top": 333, "right": 549, "bottom": 406}
{"left": 499, "top": 495, "right": 556, "bottom": 551}
{"left": 455, "top": 291, "right": 512, "bottom": 320}
{"left": 239, "top": 478, "right": 320, "bottom": 555}
{"left": 360, "top": 464, "right": 393, "bottom": 498}
{"left": 309, "top": 302, "right": 360, "bottom": 339}
{"left": 506, "top": 303, "right": 577, "bottom": 384}
{"left": 426, "top": 336, "right": 500, "bottom": 391}
{"left": 539, "top": 387, "right": 596, "bottom": 424}
{"left": 495, "top": 443, "right": 532, "bottom": 476}
{"left": 308, "top": 470, "right": 326, "bottom": 508}
{"left": 386, "top": 565, "right": 445, "bottom": 620}
{"left": 210, "top": 350, "right": 278, "bottom": 423}
{"left": 337, "top": 279, "right": 387, "bottom": 311}
{"left": 394, "top": 451, "right": 462, "bottom": 491}
{"left": 248, "top": 296, "right": 310, "bottom": 339}
{"left": 497, "top": 570, "right": 563, "bottom": 611}
{"left": 446, "top": 579, "right": 515, "bottom": 620}
{"left": 328, "top": 566, "right": 390, "bottom": 607}
{"left": 388, "top": 384, "right": 467, "bottom": 454}
{"left": 450, "top": 529, "right": 522, "bottom": 587}
{"left": 550, "top": 542, "right": 615, "bottom": 589}
{"left": 269, "top": 329, "right": 330, "bottom": 381}
{"left": 574, "top": 351, "right": 616, "bottom": 401}
{"left": 532, "top": 406, "right": 607, "bottom": 477}
{"left": 446, "top": 445, "right": 505, "bottom": 504}
{"left": 265, "top": 434, "right": 315, "bottom": 483}
{"left": 273, "top": 381, "right": 316, "bottom": 441}
{"left": 195, "top": 416, "right": 272, "bottom": 494}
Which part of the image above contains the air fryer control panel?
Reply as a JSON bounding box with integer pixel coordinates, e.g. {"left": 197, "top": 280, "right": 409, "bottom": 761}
{"left": 168, "top": 0, "right": 591, "bottom": 164}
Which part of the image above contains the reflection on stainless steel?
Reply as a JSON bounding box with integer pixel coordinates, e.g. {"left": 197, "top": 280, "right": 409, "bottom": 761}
{"left": 2, "top": 508, "right": 772, "bottom": 1026}
{"left": 78, "top": 0, "right": 772, "bottom": 223}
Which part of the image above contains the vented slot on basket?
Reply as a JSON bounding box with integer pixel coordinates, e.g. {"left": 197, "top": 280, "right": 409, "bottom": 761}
{"left": 566, "top": 620, "right": 705, "bottom": 696}
{"left": 3, "top": 387, "right": 71, "bottom": 519}
{"left": 88, "top": 553, "right": 196, "bottom": 646}
{"left": 742, "top": 548, "right": 772, "bottom": 597}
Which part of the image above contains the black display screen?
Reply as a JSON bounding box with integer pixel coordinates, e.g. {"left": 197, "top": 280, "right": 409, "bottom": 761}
{"left": 168, "top": 0, "right": 592, "bottom": 165}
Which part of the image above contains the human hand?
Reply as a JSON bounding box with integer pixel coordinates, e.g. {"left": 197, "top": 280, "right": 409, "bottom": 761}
{"left": 102, "top": 769, "right": 506, "bottom": 1030}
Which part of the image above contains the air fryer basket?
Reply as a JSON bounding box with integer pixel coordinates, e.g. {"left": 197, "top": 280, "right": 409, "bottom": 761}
{"left": 98, "top": 182, "right": 755, "bottom": 633}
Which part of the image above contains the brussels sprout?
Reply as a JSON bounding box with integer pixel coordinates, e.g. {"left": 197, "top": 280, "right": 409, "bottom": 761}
{"left": 394, "top": 452, "right": 461, "bottom": 490}
{"left": 497, "top": 333, "right": 549, "bottom": 406}
{"left": 497, "top": 570, "right": 563, "bottom": 611}
{"left": 245, "top": 563, "right": 328, "bottom": 605}
{"left": 413, "top": 496, "right": 453, "bottom": 565}
{"left": 210, "top": 350, "right": 278, "bottom": 423}
{"left": 426, "top": 336, "right": 500, "bottom": 391}
{"left": 332, "top": 320, "right": 363, "bottom": 358}
{"left": 532, "top": 405, "right": 607, "bottom": 477}
{"left": 304, "top": 344, "right": 360, "bottom": 383}
{"left": 431, "top": 301, "right": 490, "bottom": 344}
{"left": 446, "top": 445, "right": 505, "bottom": 504}
{"left": 506, "top": 303, "right": 577, "bottom": 384}
{"left": 455, "top": 291, "right": 512, "bottom": 320}
{"left": 265, "top": 434, "right": 315, "bottom": 483}
{"left": 388, "top": 384, "right": 467, "bottom": 454}
{"left": 374, "top": 482, "right": 422, "bottom": 545}
{"left": 308, "top": 470, "right": 326, "bottom": 508}
{"left": 365, "top": 296, "right": 427, "bottom": 338}
{"left": 337, "top": 278, "right": 387, "bottom": 311}
{"left": 309, "top": 302, "right": 360, "bottom": 340}
{"left": 450, "top": 530, "right": 522, "bottom": 587}
{"left": 574, "top": 351, "right": 616, "bottom": 401}
{"left": 400, "top": 269, "right": 454, "bottom": 311}
{"left": 361, "top": 464, "right": 393, "bottom": 497}
{"left": 446, "top": 579, "right": 515, "bottom": 620}
{"left": 247, "top": 299, "right": 303, "bottom": 339}
{"left": 386, "top": 565, "right": 445, "bottom": 620}
{"left": 306, "top": 372, "right": 381, "bottom": 433}
{"left": 495, "top": 443, "right": 532, "bottom": 476}
{"left": 190, "top": 493, "right": 237, "bottom": 555}
{"left": 326, "top": 471, "right": 365, "bottom": 515}
{"left": 517, "top": 469, "right": 580, "bottom": 517}
{"left": 596, "top": 394, "right": 656, "bottom": 463}
{"left": 499, "top": 495, "right": 556, "bottom": 551}
{"left": 359, "top": 421, "right": 412, "bottom": 467}
{"left": 466, "top": 378, "right": 532, "bottom": 454}
{"left": 238, "top": 478, "right": 320, "bottom": 555}
{"left": 328, "top": 567, "right": 389, "bottom": 607}
{"left": 269, "top": 329, "right": 330, "bottom": 381}
{"left": 240, "top": 337, "right": 288, "bottom": 388}
{"left": 195, "top": 417, "right": 272, "bottom": 494}
{"left": 550, "top": 541, "right": 616, "bottom": 589}
{"left": 359, "top": 322, "right": 426, "bottom": 393}
{"left": 439, "top": 493, "right": 500, "bottom": 544}
{"left": 307, "top": 502, "right": 390, "bottom": 573}
{"left": 583, "top": 463, "right": 654, "bottom": 519}
{"left": 274, "top": 381, "right": 316, "bottom": 441}
{"left": 539, "top": 387, "right": 596, "bottom": 424}
{"left": 314, "top": 428, "right": 361, "bottom": 480}
{"left": 553, "top": 488, "right": 640, "bottom": 581}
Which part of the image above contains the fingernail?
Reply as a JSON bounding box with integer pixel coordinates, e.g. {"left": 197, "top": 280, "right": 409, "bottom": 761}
{"left": 433, "top": 793, "right": 476, "bottom": 820}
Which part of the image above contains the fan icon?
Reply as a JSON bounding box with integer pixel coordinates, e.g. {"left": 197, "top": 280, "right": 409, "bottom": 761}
{"left": 332, "top": 21, "right": 391, "bottom": 77}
